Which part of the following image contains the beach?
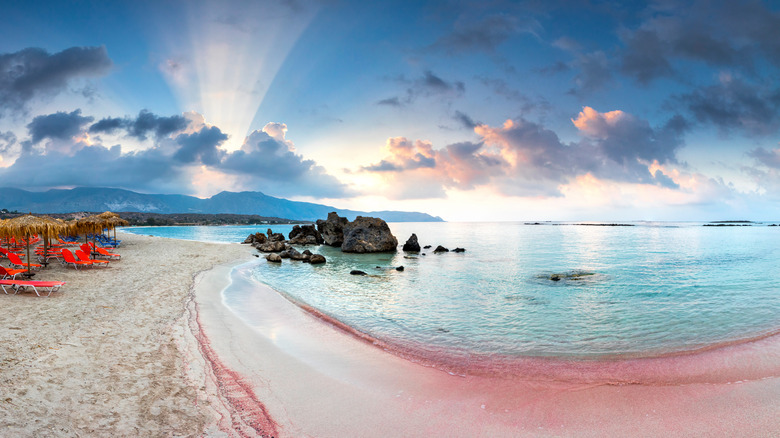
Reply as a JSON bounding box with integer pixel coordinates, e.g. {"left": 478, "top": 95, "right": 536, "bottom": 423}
{"left": 2, "top": 233, "right": 778, "bottom": 437}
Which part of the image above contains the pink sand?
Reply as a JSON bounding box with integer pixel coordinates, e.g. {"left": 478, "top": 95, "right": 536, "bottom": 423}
{"left": 193, "top": 261, "right": 780, "bottom": 437}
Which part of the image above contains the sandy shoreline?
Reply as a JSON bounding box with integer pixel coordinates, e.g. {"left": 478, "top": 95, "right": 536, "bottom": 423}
{"left": 0, "top": 233, "right": 251, "bottom": 436}
{"left": 2, "top": 234, "right": 778, "bottom": 437}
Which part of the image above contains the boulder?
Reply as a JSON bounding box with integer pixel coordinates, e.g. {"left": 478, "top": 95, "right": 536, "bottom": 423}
{"left": 309, "top": 254, "right": 326, "bottom": 264}
{"left": 266, "top": 253, "right": 282, "bottom": 263}
{"left": 341, "top": 216, "right": 398, "bottom": 253}
{"left": 279, "top": 247, "right": 301, "bottom": 259}
{"left": 288, "top": 224, "right": 324, "bottom": 245}
{"left": 256, "top": 241, "right": 287, "bottom": 253}
{"left": 316, "top": 212, "right": 349, "bottom": 246}
{"left": 402, "top": 233, "right": 421, "bottom": 252}
{"left": 268, "top": 232, "right": 286, "bottom": 242}
{"left": 452, "top": 247, "right": 466, "bottom": 253}
{"left": 433, "top": 245, "right": 449, "bottom": 253}
{"left": 423, "top": 245, "right": 432, "bottom": 249}
{"left": 350, "top": 270, "right": 367, "bottom": 275}
{"left": 395, "top": 265, "right": 404, "bottom": 272}
{"left": 242, "top": 232, "right": 267, "bottom": 245}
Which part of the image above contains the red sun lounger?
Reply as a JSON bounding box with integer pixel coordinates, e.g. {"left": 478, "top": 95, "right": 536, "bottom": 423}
{"left": 0, "top": 279, "right": 66, "bottom": 297}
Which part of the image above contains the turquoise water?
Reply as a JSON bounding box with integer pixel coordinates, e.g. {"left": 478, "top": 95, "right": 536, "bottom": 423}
{"left": 125, "top": 222, "right": 780, "bottom": 359}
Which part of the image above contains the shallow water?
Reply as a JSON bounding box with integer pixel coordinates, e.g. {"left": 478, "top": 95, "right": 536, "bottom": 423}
{"left": 126, "top": 222, "right": 780, "bottom": 361}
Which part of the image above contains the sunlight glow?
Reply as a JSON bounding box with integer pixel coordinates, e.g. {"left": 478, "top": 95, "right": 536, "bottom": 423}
{"left": 159, "top": 1, "right": 319, "bottom": 150}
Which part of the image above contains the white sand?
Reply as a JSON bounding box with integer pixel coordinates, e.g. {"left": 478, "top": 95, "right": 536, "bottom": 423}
{"left": 0, "top": 233, "right": 250, "bottom": 436}
{"left": 2, "top": 233, "right": 778, "bottom": 437}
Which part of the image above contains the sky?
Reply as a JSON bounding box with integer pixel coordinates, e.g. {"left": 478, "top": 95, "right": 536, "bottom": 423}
{"left": 1, "top": 0, "right": 780, "bottom": 221}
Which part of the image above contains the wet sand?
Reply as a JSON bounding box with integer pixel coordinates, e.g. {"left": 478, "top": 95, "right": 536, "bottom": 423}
{"left": 195, "top": 260, "right": 780, "bottom": 437}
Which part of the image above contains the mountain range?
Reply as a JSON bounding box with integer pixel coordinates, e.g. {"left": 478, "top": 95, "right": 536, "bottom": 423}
{"left": 0, "top": 187, "right": 443, "bottom": 222}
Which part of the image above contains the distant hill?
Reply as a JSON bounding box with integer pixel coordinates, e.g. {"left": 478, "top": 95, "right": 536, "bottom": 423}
{"left": 0, "top": 187, "right": 444, "bottom": 222}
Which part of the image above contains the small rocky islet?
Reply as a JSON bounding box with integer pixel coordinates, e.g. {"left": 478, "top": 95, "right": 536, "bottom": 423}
{"left": 242, "top": 212, "right": 466, "bottom": 274}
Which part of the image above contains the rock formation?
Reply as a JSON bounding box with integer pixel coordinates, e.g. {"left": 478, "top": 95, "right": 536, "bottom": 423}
{"left": 242, "top": 232, "right": 267, "bottom": 245}
{"left": 341, "top": 216, "right": 398, "bottom": 253}
{"left": 433, "top": 245, "right": 449, "bottom": 253}
{"left": 402, "top": 233, "right": 420, "bottom": 252}
{"left": 316, "top": 212, "right": 349, "bottom": 246}
{"left": 288, "top": 224, "right": 324, "bottom": 245}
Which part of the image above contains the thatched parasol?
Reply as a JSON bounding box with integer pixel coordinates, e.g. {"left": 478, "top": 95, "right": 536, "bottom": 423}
{"left": 1, "top": 214, "right": 69, "bottom": 273}
{"left": 103, "top": 216, "right": 128, "bottom": 243}
{"left": 38, "top": 216, "right": 69, "bottom": 260}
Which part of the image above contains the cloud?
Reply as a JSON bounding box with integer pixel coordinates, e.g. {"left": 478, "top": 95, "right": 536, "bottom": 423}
{"left": 430, "top": 14, "right": 537, "bottom": 54}
{"left": 675, "top": 76, "right": 780, "bottom": 136}
{"left": 173, "top": 126, "right": 227, "bottom": 165}
{"left": 748, "top": 146, "right": 780, "bottom": 169}
{"left": 361, "top": 107, "right": 689, "bottom": 199}
{"left": 380, "top": 70, "right": 465, "bottom": 107}
{"left": 453, "top": 110, "right": 479, "bottom": 130}
{"left": 0, "top": 46, "right": 112, "bottom": 116}
{"left": 570, "top": 51, "right": 612, "bottom": 95}
{"left": 617, "top": 1, "right": 780, "bottom": 84}
{"left": 0, "top": 110, "right": 350, "bottom": 198}
{"left": 89, "top": 110, "right": 190, "bottom": 140}
{"left": 218, "top": 123, "right": 351, "bottom": 198}
{"left": 27, "top": 109, "right": 94, "bottom": 144}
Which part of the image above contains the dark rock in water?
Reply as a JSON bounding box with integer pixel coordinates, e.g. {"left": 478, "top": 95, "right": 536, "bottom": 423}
{"left": 253, "top": 254, "right": 259, "bottom": 257}
{"left": 452, "top": 247, "right": 465, "bottom": 253}
{"left": 402, "top": 233, "right": 421, "bottom": 252}
{"left": 395, "top": 266, "right": 404, "bottom": 272}
{"left": 288, "top": 224, "right": 324, "bottom": 245}
{"left": 317, "top": 212, "right": 349, "bottom": 246}
{"left": 423, "top": 245, "right": 432, "bottom": 249}
{"left": 341, "top": 216, "right": 398, "bottom": 253}
{"left": 433, "top": 245, "right": 449, "bottom": 253}
{"left": 256, "top": 241, "right": 287, "bottom": 253}
{"left": 266, "top": 253, "right": 282, "bottom": 263}
{"left": 302, "top": 249, "right": 313, "bottom": 256}
{"left": 267, "top": 228, "right": 274, "bottom": 237}
{"left": 309, "top": 254, "right": 326, "bottom": 264}
{"left": 243, "top": 232, "right": 267, "bottom": 245}
{"left": 268, "top": 232, "right": 286, "bottom": 242}
{"left": 280, "top": 247, "right": 302, "bottom": 259}
{"left": 350, "top": 270, "right": 367, "bottom": 276}
{"left": 550, "top": 274, "right": 561, "bottom": 281}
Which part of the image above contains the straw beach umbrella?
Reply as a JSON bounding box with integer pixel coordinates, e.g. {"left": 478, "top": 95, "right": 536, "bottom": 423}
{"left": 104, "top": 216, "right": 128, "bottom": 243}
{"left": 1, "top": 214, "right": 69, "bottom": 274}
{"left": 75, "top": 215, "right": 107, "bottom": 258}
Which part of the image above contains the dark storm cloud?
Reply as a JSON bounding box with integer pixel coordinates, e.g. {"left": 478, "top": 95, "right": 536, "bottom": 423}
{"left": 0, "top": 46, "right": 112, "bottom": 115}
{"left": 676, "top": 78, "right": 780, "bottom": 136}
{"left": 618, "top": 0, "right": 780, "bottom": 84}
{"left": 88, "top": 110, "right": 189, "bottom": 140}
{"left": 570, "top": 51, "right": 612, "bottom": 95}
{"left": 418, "top": 71, "right": 464, "bottom": 95}
{"left": 430, "top": 14, "right": 536, "bottom": 54}
{"left": 173, "top": 126, "right": 227, "bottom": 165}
{"left": 128, "top": 110, "right": 189, "bottom": 140}
{"left": 27, "top": 109, "right": 94, "bottom": 144}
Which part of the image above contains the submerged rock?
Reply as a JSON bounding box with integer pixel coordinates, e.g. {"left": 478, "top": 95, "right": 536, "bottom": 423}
{"left": 341, "top": 216, "right": 398, "bottom": 253}
{"left": 402, "top": 233, "right": 421, "bottom": 252}
{"left": 350, "top": 270, "right": 367, "bottom": 276}
{"left": 279, "top": 247, "right": 301, "bottom": 259}
{"left": 395, "top": 265, "right": 404, "bottom": 271}
{"left": 433, "top": 245, "right": 449, "bottom": 253}
{"left": 452, "top": 247, "right": 466, "bottom": 253}
{"left": 317, "top": 212, "right": 349, "bottom": 246}
{"left": 423, "top": 245, "right": 432, "bottom": 249}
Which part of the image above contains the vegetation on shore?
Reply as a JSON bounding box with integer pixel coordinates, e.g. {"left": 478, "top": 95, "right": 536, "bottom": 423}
{"left": 0, "top": 211, "right": 300, "bottom": 226}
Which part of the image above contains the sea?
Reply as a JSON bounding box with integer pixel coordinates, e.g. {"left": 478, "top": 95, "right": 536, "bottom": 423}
{"left": 123, "top": 221, "right": 780, "bottom": 375}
